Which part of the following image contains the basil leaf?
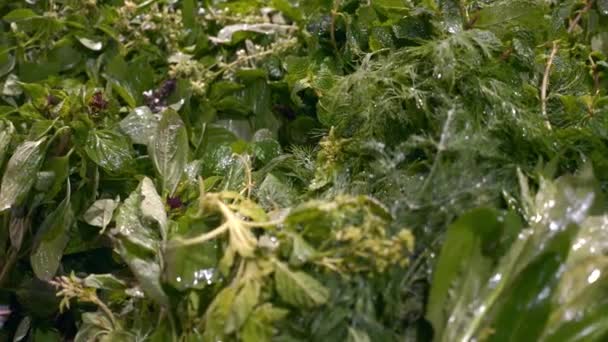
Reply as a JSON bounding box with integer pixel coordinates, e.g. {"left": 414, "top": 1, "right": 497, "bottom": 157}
{"left": 148, "top": 108, "right": 188, "bottom": 196}
{"left": 0, "top": 137, "right": 47, "bottom": 212}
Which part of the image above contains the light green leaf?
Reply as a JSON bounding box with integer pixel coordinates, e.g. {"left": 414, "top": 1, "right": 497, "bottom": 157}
{"left": 140, "top": 177, "right": 167, "bottom": 240}
{"left": 113, "top": 178, "right": 161, "bottom": 252}
{"left": 149, "top": 108, "right": 189, "bottom": 196}
{"left": 241, "top": 304, "right": 288, "bottom": 342}
{"left": 347, "top": 327, "right": 371, "bottom": 342}
{"left": 203, "top": 287, "right": 237, "bottom": 342}
{"left": 3, "top": 9, "right": 40, "bottom": 22}
{"left": 83, "top": 274, "right": 127, "bottom": 290}
{"left": 77, "top": 36, "right": 103, "bottom": 51}
{"left": 229, "top": 219, "right": 258, "bottom": 258}
{"left": 226, "top": 280, "right": 261, "bottom": 334}
{"left": 0, "top": 137, "right": 47, "bottom": 212}
{"left": 83, "top": 198, "right": 119, "bottom": 233}
{"left": 274, "top": 261, "right": 329, "bottom": 308}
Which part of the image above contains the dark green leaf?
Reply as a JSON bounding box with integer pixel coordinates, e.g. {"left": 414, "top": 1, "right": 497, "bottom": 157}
{"left": 30, "top": 182, "right": 74, "bottom": 280}
{"left": 85, "top": 129, "right": 134, "bottom": 173}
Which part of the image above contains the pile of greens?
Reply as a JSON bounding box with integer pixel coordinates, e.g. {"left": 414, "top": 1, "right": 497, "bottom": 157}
{"left": 2, "top": 0, "right": 608, "bottom": 341}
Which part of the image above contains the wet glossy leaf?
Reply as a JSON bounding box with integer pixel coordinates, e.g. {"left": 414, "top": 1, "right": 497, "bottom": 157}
{"left": 77, "top": 36, "right": 103, "bottom": 51}
{"left": 426, "top": 208, "right": 504, "bottom": 337}
{"left": 83, "top": 198, "right": 119, "bottom": 233}
{"left": 83, "top": 274, "right": 127, "bottom": 290}
{"left": 164, "top": 239, "right": 217, "bottom": 290}
{"left": 85, "top": 129, "right": 134, "bottom": 173}
{"left": 0, "top": 137, "right": 47, "bottom": 212}
{"left": 149, "top": 108, "right": 189, "bottom": 196}
{"left": 0, "top": 119, "right": 14, "bottom": 167}
{"left": 113, "top": 178, "right": 162, "bottom": 252}
{"left": 119, "top": 106, "right": 159, "bottom": 145}
{"left": 13, "top": 316, "right": 31, "bottom": 342}
{"left": 112, "top": 177, "right": 168, "bottom": 306}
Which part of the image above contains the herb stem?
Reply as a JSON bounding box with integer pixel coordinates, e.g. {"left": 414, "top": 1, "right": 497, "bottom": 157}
{"left": 168, "top": 222, "right": 229, "bottom": 247}
{"left": 540, "top": 0, "right": 594, "bottom": 130}
{"left": 540, "top": 41, "right": 558, "bottom": 131}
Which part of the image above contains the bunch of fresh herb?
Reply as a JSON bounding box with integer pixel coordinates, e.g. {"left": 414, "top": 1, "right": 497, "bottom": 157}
{"left": 2, "top": 0, "right": 608, "bottom": 341}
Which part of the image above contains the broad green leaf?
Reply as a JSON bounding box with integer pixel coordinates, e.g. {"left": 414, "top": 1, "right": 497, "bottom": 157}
{"left": 113, "top": 178, "right": 162, "bottom": 252}
{"left": 0, "top": 119, "right": 14, "bottom": 167}
{"left": 488, "top": 238, "right": 572, "bottom": 342}
{"left": 140, "top": 178, "right": 168, "bottom": 240}
{"left": 41, "top": 155, "right": 70, "bottom": 201}
{"left": 256, "top": 173, "right": 297, "bottom": 208}
{"left": 30, "top": 183, "right": 74, "bottom": 280}
{"left": 473, "top": 0, "right": 548, "bottom": 34}
{"left": 347, "top": 327, "right": 371, "bottom": 342}
{"left": 289, "top": 233, "right": 316, "bottom": 266}
{"left": 112, "top": 177, "right": 168, "bottom": 306}
{"left": 149, "top": 109, "right": 189, "bottom": 196}
{"left": 203, "top": 287, "right": 237, "bottom": 342}
{"left": 119, "top": 106, "right": 159, "bottom": 145}
{"left": 83, "top": 274, "right": 127, "bottom": 290}
{"left": 3, "top": 9, "right": 40, "bottom": 22}
{"left": 241, "top": 304, "right": 288, "bottom": 342}
{"left": 274, "top": 261, "right": 329, "bottom": 308}
{"left": 83, "top": 198, "right": 119, "bottom": 233}
{"left": 0, "top": 137, "right": 47, "bottom": 212}
{"left": 85, "top": 129, "right": 134, "bottom": 173}
{"left": 13, "top": 316, "right": 31, "bottom": 342}
{"left": 114, "top": 232, "right": 168, "bottom": 307}
{"left": 103, "top": 54, "right": 154, "bottom": 107}
{"left": 426, "top": 208, "right": 503, "bottom": 336}
{"left": 164, "top": 238, "right": 217, "bottom": 290}
{"left": 0, "top": 50, "right": 15, "bottom": 78}
{"left": 226, "top": 280, "right": 261, "bottom": 333}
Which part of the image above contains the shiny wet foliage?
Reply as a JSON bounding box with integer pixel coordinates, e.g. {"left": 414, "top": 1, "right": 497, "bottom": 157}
{"left": 1, "top": 0, "right": 608, "bottom": 341}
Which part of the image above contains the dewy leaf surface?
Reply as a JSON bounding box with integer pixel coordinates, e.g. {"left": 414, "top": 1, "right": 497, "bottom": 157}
{"left": 148, "top": 108, "right": 189, "bottom": 196}
{"left": 0, "top": 137, "right": 47, "bottom": 211}
{"left": 4, "top": 0, "right": 608, "bottom": 341}
{"left": 83, "top": 198, "right": 119, "bottom": 233}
